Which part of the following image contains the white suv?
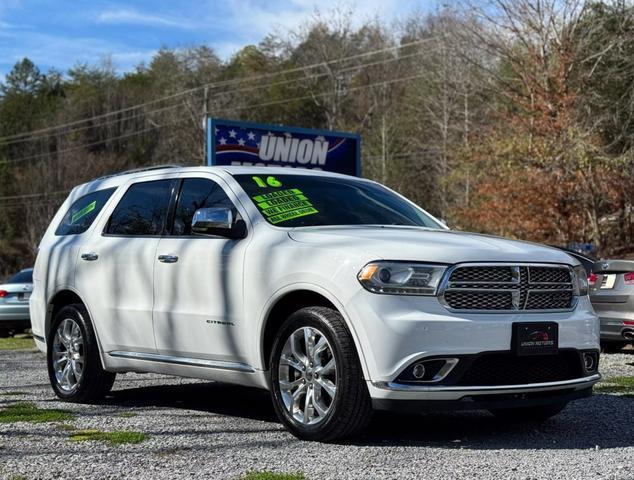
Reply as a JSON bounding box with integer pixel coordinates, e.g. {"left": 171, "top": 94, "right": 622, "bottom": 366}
{"left": 31, "top": 165, "right": 600, "bottom": 441}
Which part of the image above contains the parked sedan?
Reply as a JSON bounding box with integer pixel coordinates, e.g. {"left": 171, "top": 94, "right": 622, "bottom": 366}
{"left": 0, "top": 268, "right": 33, "bottom": 337}
{"left": 552, "top": 248, "right": 632, "bottom": 352}
{"left": 590, "top": 260, "right": 634, "bottom": 353}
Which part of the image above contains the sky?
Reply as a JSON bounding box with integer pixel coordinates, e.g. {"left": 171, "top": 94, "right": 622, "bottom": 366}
{"left": 0, "top": 0, "right": 437, "bottom": 79}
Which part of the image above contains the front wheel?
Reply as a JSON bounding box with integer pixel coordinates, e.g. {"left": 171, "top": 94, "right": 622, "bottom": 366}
{"left": 489, "top": 402, "right": 568, "bottom": 422}
{"left": 269, "top": 306, "right": 372, "bottom": 442}
{"left": 47, "top": 304, "right": 116, "bottom": 403}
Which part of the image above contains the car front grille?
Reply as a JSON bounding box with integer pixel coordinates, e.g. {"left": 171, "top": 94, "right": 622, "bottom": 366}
{"left": 440, "top": 264, "right": 575, "bottom": 312}
{"left": 454, "top": 351, "right": 583, "bottom": 386}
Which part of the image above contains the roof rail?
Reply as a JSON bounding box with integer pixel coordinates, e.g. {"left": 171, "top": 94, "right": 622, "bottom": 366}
{"left": 93, "top": 164, "right": 182, "bottom": 182}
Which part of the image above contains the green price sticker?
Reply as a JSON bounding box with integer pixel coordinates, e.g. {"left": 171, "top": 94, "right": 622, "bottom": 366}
{"left": 252, "top": 188, "right": 319, "bottom": 224}
{"left": 71, "top": 201, "right": 96, "bottom": 224}
{"left": 253, "top": 176, "right": 282, "bottom": 188}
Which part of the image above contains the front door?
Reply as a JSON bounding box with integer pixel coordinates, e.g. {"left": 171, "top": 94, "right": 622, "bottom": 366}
{"left": 153, "top": 176, "right": 248, "bottom": 363}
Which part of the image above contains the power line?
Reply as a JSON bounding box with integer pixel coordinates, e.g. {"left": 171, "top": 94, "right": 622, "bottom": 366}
{"left": 4, "top": 70, "right": 432, "bottom": 165}
{"left": 0, "top": 48, "right": 430, "bottom": 148}
{"left": 0, "top": 37, "right": 437, "bottom": 144}
{"left": 3, "top": 120, "right": 187, "bottom": 164}
{"left": 0, "top": 190, "right": 68, "bottom": 201}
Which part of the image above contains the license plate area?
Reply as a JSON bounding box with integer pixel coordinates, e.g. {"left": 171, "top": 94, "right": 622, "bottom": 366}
{"left": 512, "top": 322, "right": 558, "bottom": 356}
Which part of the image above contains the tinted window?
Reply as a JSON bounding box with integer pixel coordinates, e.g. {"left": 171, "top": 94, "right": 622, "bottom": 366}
{"left": 106, "top": 180, "right": 175, "bottom": 236}
{"left": 172, "top": 178, "right": 237, "bottom": 236}
{"left": 55, "top": 188, "right": 116, "bottom": 236}
{"left": 7, "top": 269, "right": 32, "bottom": 284}
{"left": 233, "top": 174, "right": 442, "bottom": 228}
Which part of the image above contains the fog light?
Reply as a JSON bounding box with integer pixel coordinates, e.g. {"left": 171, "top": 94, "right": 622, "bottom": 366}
{"left": 583, "top": 352, "right": 597, "bottom": 371}
{"left": 412, "top": 363, "right": 426, "bottom": 379}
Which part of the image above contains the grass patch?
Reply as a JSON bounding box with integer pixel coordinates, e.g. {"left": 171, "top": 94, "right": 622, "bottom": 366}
{"left": 595, "top": 376, "right": 634, "bottom": 395}
{"left": 8, "top": 475, "right": 27, "bottom": 480}
{"left": 0, "top": 402, "right": 74, "bottom": 423}
{"left": 118, "top": 412, "right": 137, "bottom": 418}
{"left": 241, "top": 472, "right": 306, "bottom": 480}
{"left": 0, "top": 391, "right": 27, "bottom": 396}
{"left": 56, "top": 423, "right": 76, "bottom": 431}
{"left": 0, "top": 337, "right": 35, "bottom": 350}
{"left": 69, "top": 429, "right": 148, "bottom": 445}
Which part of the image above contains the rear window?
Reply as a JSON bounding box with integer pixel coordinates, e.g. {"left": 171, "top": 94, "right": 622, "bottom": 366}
{"left": 7, "top": 269, "right": 32, "bottom": 284}
{"left": 55, "top": 188, "right": 116, "bottom": 236}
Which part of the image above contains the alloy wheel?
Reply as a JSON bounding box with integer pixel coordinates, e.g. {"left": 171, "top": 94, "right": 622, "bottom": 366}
{"left": 278, "top": 326, "right": 337, "bottom": 425}
{"left": 52, "top": 318, "right": 85, "bottom": 392}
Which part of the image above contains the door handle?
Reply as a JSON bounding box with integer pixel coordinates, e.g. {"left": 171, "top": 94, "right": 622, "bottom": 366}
{"left": 81, "top": 252, "right": 99, "bottom": 261}
{"left": 158, "top": 254, "right": 179, "bottom": 264}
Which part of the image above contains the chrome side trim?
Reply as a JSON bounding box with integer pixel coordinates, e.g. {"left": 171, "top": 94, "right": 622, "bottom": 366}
{"left": 108, "top": 351, "right": 255, "bottom": 373}
{"left": 374, "top": 373, "right": 601, "bottom": 393}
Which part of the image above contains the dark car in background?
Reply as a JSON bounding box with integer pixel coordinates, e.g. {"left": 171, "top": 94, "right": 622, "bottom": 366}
{"left": 0, "top": 268, "right": 33, "bottom": 337}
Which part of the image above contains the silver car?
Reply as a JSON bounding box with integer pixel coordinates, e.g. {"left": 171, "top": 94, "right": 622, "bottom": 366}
{"left": 0, "top": 268, "right": 33, "bottom": 337}
{"left": 590, "top": 260, "right": 634, "bottom": 352}
{"left": 555, "top": 249, "right": 633, "bottom": 352}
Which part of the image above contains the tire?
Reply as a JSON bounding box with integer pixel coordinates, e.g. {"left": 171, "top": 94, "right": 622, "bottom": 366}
{"left": 269, "top": 306, "right": 372, "bottom": 442}
{"left": 489, "top": 402, "right": 568, "bottom": 422}
{"left": 601, "top": 342, "right": 627, "bottom": 354}
{"left": 47, "top": 304, "right": 116, "bottom": 403}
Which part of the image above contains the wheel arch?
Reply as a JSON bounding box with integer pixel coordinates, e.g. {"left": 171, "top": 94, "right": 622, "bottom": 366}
{"left": 46, "top": 287, "right": 108, "bottom": 368}
{"left": 259, "top": 285, "right": 369, "bottom": 378}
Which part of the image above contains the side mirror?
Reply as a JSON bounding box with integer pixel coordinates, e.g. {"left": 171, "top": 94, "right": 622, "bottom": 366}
{"left": 191, "top": 207, "right": 246, "bottom": 239}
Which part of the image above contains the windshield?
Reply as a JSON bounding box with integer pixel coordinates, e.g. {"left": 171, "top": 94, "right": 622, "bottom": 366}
{"left": 7, "top": 269, "right": 32, "bottom": 284}
{"left": 233, "top": 174, "right": 442, "bottom": 228}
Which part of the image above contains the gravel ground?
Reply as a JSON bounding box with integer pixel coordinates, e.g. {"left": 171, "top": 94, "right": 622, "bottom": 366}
{"left": 1, "top": 348, "right": 633, "bottom": 480}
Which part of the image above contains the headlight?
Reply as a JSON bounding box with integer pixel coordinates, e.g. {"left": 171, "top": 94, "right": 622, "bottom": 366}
{"left": 358, "top": 262, "right": 447, "bottom": 295}
{"left": 573, "top": 265, "right": 589, "bottom": 296}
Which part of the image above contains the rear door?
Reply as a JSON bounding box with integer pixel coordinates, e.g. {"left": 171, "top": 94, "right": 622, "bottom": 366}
{"left": 75, "top": 176, "right": 177, "bottom": 353}
{"left": 152, "top": 174, "right": 249, "bottom": 363}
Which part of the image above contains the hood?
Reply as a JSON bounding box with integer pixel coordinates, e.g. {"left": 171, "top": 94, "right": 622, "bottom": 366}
{"left": 288, "top": 226, "right": 578, "bottom": 265}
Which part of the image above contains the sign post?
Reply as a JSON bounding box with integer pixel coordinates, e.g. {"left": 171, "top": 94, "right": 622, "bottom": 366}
{"left": 206, "top": 118, "right": 361, "bottom": 177}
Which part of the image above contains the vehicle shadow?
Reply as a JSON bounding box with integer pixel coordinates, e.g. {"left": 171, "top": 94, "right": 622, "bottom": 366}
{"left": 95, "top": 380, "right": 634, "bottom": 450}
{"left": 101, "top": 381, "right": 279, "bottom": 423}
{"left": 358, "top": 394, "right": 633, "bottom": 449}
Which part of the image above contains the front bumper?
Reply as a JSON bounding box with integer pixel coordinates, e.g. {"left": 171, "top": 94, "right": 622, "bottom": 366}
{"left": 345, "top": 291, "right": 600, "bottom": 383}
{"left": 370, "top": 377, "right": 597, "bottom": 412}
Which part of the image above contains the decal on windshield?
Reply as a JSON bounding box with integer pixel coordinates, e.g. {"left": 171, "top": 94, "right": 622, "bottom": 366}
{"left": 252, "top": 188, "right": 318, "bottom": 224}
{"left": 71, "top": 201, "right": 97, "bottom": 224}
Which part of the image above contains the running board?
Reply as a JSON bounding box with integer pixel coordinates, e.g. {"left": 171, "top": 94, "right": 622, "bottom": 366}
{"left": 108, "top": 351, "right": 255, "bottom": 373}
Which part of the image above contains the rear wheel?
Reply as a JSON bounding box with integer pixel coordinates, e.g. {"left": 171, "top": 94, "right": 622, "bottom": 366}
{"left": 269, "top": 306, "right": 372, "bottom": 441}
{"left": 47, "top": 304, "right": 115, "bottom": 403}
{"left": 489, "top": 402, "right": 567, "bottom": 422}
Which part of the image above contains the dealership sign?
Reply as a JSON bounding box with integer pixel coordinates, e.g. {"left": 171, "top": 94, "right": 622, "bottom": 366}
{"left": 206, "top": 118, "right": 361, "bottom": 176}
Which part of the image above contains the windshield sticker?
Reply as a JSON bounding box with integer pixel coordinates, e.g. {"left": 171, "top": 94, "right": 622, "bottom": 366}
{"left": 71, "top": 201, "right": 96, "bottom": 224}
{"left": 252, "top": 175, "right": 283, "bottom": 188}
{"left": 252, "top": 188, "right": 318, "bottom": 224}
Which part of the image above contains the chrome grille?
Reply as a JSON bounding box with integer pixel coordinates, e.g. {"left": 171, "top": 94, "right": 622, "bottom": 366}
{"left": 440, "top": 264, "right": 576, "bottom": 312}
